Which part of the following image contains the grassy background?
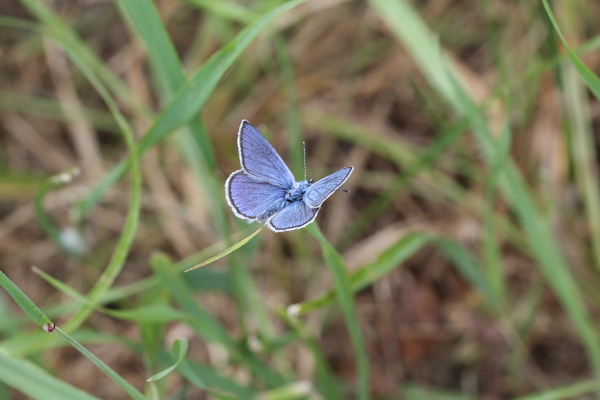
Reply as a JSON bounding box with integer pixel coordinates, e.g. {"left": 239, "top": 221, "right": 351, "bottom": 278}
{"left": 1, "top": 0, "right": 600, "bottom": 399}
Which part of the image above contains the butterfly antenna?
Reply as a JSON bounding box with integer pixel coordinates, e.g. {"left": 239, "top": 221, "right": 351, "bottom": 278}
{"left": 303, "top": 141, "right": 307, "bottom": 181}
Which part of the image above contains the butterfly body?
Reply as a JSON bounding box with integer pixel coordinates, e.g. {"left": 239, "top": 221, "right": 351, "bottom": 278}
{"left": 286, "top": 181, "right": 311, "bottom": 203}
{"left": 225, "top": 120, "right": 353, "bottom": 232}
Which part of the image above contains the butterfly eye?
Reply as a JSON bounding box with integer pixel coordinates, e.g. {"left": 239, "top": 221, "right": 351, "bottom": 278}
{"left": 308, "top": 178, "right": 314, "bottom": 184}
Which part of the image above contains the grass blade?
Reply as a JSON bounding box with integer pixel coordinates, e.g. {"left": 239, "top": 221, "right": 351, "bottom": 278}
{"left": 18, "top": 0, "right": 148, "bottom": 114}
{"left": 307, "top": 223, "right": 370, "bottom": 400}
{"left": 511, "top": 379, "right": 600, "bottom": 400}
{"left": 177, "top": 358, "right": 257, "bottom": 398}
{"left": 185, "top": 226, "right": 265, "bottom": 272}
{"left": 0, "top": 271, "right": 51, "bottom": 327}
{"left": 542, "top": 0, "right": 600, "bottom": 101}
{"left": 54, "top": 327, "right": 149, "bottom": 400}
{"left": 543, "top": 0, "right": 600, "bottom": 273}
{"left": 151, "top": 253, "right": 286, "bottom": 387}
{"left": 369, "top": 0, "right": 600, "bottom": 386}
{"left": 0, "top": 351, "right": 101, "bottom": 400}
{"left": 76, "top": 0, "right": 306, "bottom": 220}
{"left": 147, "top": 338, "right": 188, "bottom": 382}
{"left": 297, "top": 232, "right": 431, "bottom": 314}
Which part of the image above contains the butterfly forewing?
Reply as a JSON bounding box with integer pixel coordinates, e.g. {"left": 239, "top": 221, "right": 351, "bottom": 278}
{"left": 268, "top": 200, "right": 319, "bottom": 232}
{"left": 304, "top": 167, "right": 354, "bottom": 208}
{"left": 238, "top": 120, "right": 296, "bottom": 188}
{"left": 226, "top": 170, "right": 287, "bottom": 221}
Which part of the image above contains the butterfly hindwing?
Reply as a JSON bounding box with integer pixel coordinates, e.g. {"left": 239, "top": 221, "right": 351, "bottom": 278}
{"left": 226, "top": 170, "right": 287, "bottom": 222}
{"left": 268, "top": 200, "right": 319, "bottom": 232}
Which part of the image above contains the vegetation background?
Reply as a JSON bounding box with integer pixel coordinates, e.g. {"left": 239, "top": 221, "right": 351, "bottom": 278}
{"left": 1, "top": 0, "right": 600, "bottom": 399}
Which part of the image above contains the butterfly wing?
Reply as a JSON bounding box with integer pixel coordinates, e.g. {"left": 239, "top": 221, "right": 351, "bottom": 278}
{"left": 238, "top": 120, "right": 296, "bottom": 188}
{"left": 267, "top": 200, "right": 319, "bottom": 232}
{"left": 304, "top": 167, "right": 353, "bottom": 208}
{"left": 226, "top": 170, "right": 288, "bottom": 222}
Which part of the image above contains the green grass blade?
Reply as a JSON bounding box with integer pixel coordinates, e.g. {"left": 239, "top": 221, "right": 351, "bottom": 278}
{"left": 403, "top": 384, "right": 475, "bottom": 400}
{"left": 298, "top": 232, "right": 431, "bottom": 314}
{"left": 0, "top": 90, "right": 118, "bottom": 133}
{"left": 369, "top": 0, "right": 600, "bottom": 386}
{"left": 117, "top": 0, "right": 216, "bottom": 168}
{"left": 34, "top": 168, "right": 84, "bottom": 256}
{"left": 307, "top": 224, "right": 370, "bottom": 400}
{"left": 151, "top": 253, "right": 286, "bottom": 387}
{"left": 185, "top": 226, "right": 266, "bottom": 272}
{"left": 544, "top": 0, "right": 600, "bottom": 273}
{"left": 276, "top": 36, "right": 304, "bottom": 177}
{"left": 147, "top": 338, "right": 188, "bottom": 382}
{"left": 182, "top": 0, "right": 257, "bottom": 23}
{"left": 136, "top": 0, "right": 303, "bottom": 153}
{"left": 511, "top": 379, "right": 599, "bottom": 400}
{"left": 483, "top": 119, "right": 511, "bottom": 307}
{"left": 338, "top": 119, "right": 468, "bottom": 247}
{"left": 434, "top": 238, "right": 501, "bottom": 310}
{"left": 151, "top": 253, "right": 237, "bottom": 348}
{"left": 278, "top": 310, "right": 343, "bottom": 399}
{"left": 258, "top": 381, "right": 314, "bottom": 400}
{"left": 178, "top": 358, "right": 257, "bottom": 398}
{"left": 62, "top": 63, "right": 142, "bottom": 332}
{"left": 298, "top": 232, "right": 499, "bottom": 314}
{"left": 542, "top": 0, "right": 600, "bottom": 101}
{"left": 116, "top": 0, "right": 227, "bottom": 230}
{"left": 12, "top": 8, "right": 144, "bottom": 336}
{"left": 54, "top": 327, "right": 149, "bottom": 400}
{"left": 33, "top": 266, "right": 190, "bottom": 323}
{"left": 561, "top": 61, "right": 600, "bottom": 272}
{"left": 0, "top": 270, "right": 51, "bottom": 327}
{"left": 117, "top": 0, "right": 185, "bottom": 94}
{"left": 0, "top": 15, "right": 40, "bottom": 30}
{"left": 0, "top": 351, "right": 101, "bottom": 400}
{"left": 18, "top": 0, "right": 147, "bottom": 114}
{"left": 76, "top": 0, "right": 306, "bottom": 220}
{"left": 17, "top": 0, "right": 144, "bottom": 336}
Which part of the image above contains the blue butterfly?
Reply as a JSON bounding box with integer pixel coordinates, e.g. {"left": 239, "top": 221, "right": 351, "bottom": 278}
{"left": 225, "top": 120, "right": 354, "bottom": 232}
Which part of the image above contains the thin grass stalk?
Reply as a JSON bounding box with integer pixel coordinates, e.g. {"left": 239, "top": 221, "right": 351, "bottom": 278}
{"left": 559, "top": 37, "right": 600, "bottom": 272}
{"left": 307, "top": 224, "right": 370, "bottom": 400}
{"left": 370, "top": 0, "right": 600, "bottom": 390}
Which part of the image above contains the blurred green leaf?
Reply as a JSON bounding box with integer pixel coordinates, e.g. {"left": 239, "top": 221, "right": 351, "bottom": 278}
{"left": 18, "top": 0, "right": 148, "bottom": 113}
{"left": 147, "top": 338, "right": 188, "bottom": 382}
{"left": 0, "top": 90, "right": 118, "bottom": 133}
{"left": 0, "top": 270, "right": 50, "bottom": 327}
{"left": 185, "top": 226, "right": 265, "bottom": 272}
{"left": 182, "top": 0, "right": 257, "bottom": 23}
{"left": 511, "top": 379, "right": 599, "bottom": 400}
{"left": 259, "top": 381, "right": 313, "bottom": 400}
{"left": 151, "top": 252, "right": 286, "bottom": 387}
{"left": 403, "top": 384, "right": 475, "bottom": 400}
{"left": 307, "top": 224, "right": 370, "bottom": 400}
{"left": 542, "top": 0, "right": 600, "bottom": 101}
{"left": 55, "top": 327, "right": 149, "bottom": 400}
{"left": 0, "top": 351, "right": 101, "bottom": 400}
{"left": 76, "top": 0, "right": 306, "bottom": 220}
{"left": 369, "top": 0, "right": 600, "bottom": 385}
{"left": 298, "top": 232, "right": 432, "bottom": 314}
{"left": 544, "top": 0, "right": 600, "bottom": 274}
{"left": 178, "top": 358, "right": 257, "bottom": 398}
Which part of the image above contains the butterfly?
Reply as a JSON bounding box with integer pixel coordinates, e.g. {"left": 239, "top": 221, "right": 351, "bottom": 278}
{"left": 225, "top": 120, "right": 354, "bottom": 232}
